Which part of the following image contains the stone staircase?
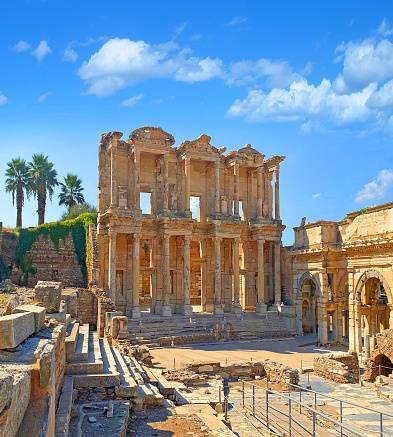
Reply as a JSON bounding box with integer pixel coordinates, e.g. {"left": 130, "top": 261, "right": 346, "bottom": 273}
{"left": 128, "top": 310, "right": 295, "bottom": 347}
{"left": 55, "top": 322, "right": 163, "bottom": 436}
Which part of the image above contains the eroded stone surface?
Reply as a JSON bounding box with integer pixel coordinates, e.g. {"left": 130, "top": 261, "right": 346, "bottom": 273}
{"left": 34, "top": 281, "right": 62, "bottom": 313}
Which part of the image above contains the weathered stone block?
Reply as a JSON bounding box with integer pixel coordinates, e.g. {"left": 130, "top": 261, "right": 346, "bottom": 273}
{"left": 35, "top": 281, "right": 62, "bottom": 313}
{"left": 0, "top": 312, "right": 35, "bottom": 349}
{"left": 12, "top": 304, "right": 46, "bottom": 332}
{"left": 111, "top": 316, "right": 129, "bottom": 339}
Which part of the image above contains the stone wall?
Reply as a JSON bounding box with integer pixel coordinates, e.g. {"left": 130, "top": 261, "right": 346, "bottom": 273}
{"left": 314, "top": 352, "right": 358, "bottom": 383}
{"left": 15, "top": 234, "right": 85, "bottom": 288}
{"left": 281, "top": 246, "right": 292, "bottom": 302}
{"left": 0, "top": 227, "right": 17, "bottom": 280}
{"left": 88, "top": 223, "right": 99, "bottom": 286}
{"left": 97, "top": 296, "right": 116, "bottom": 337}
{"left": 364, "top": 330, "right": 393, "bottom": 381}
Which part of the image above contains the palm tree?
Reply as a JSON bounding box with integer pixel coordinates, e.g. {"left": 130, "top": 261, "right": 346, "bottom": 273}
{"left": 5, "top": 158, "right": 32, "bottom": 228}
{"left": 58, "top": 173, "right": 85, "bottom": 210}
{"left": 29, "top": 154, "right": 58, "bottom": 226}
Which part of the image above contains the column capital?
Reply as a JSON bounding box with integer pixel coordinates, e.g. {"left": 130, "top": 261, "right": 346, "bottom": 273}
{"left": 108, "top": 228, "right": 117, "bottom": 238}
{"left": 213, "top": 236, "right": 222, "bottom": 244}
{"left": 234, "top": 236, "right": 241, "bottom": 244}
{"left": 184, "top": 234, "right": 191, "bottom": 243}
{"left": 133, "top": 233, "right": 141, "bottom": 242}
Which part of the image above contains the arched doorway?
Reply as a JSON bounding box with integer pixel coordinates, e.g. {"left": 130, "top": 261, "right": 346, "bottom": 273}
{"left": 300, "top": 278, "right": 319, "bottom": 335}
{"left": 374, "top": 354, "right": 393, "bottom": 377}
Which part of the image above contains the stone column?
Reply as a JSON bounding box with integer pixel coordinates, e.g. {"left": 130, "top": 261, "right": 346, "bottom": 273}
{"left": 129, "top": 234, "right": 141, "bottom": 319}
{"left": 232, "top": 237, "right": 242, "bottom": 314}
{"left": 108, "top": 229, "right": 117, "bottom": 299}
{"left": 182, "top": 235, "right": 193, "bottom": 316}
{"left": 214, "top": 237, "right": 224, "bottom": 315}
{"left": 184, "top": 157, "right": 190, "bottom": 211}
{"left": 274, "top": 166, "right": 280, "bottom": 220}
{"left": 234, "top": 163, "right": 240, "bottom": 218}
{"left": 161, "top": 235, "right": 172, "bottom": 317}
{"left": 318, "top": 273, "right": 328, "bottom": 345}
{"left": 134, "top": 149, "right": 140, "bottom": 209}
{"left": 257, "top": 166, "right": 263, "bottom": 220}
{"left": 355, "top": 300, "right": 362, "bottom": 355}
{"left": 163, "top": 153, "right": 169, "bottom": 213}
{"left": 256, "top": 238, "right": 267, "bottom": 315}
{"left": 110, "top": 146, "right": 117, "bottom": 207}
{"left": 274, "top": 240, "right": 281, "bottom": 307}
{"left": 214, "top": 160, "right": 220, "bottom": 215}
{"left": 364, "top": 315, "right": 371, "bottom": 359}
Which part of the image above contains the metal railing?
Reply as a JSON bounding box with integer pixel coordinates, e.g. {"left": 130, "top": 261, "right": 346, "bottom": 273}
{"left": 240, "top": 380, "right": 393, "bottom": 437}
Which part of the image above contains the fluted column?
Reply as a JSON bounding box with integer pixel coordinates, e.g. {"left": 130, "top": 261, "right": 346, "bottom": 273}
{"left": 184, "top": 157, "right": 190, "bottom": 211}
{"left": 214, "top": 237, "right": 224, "bottom": 315}
{"left": 274, "top": 240, "right": 281, "bottom": 307}
{"left": 110, "top": 147, "right": 117, "bottom": 207}
{"left": 274, "top": 166, "right": 280, "bottom": 220}
{"left": 256, "top": 238, "right": 267, "bottom": 314}
{"left": 214, "top": 160, "right": 220, "bottom": 216}
{"left": 232, "top": 237, "right": 242, "bottom": 314}
{"left": 257, "top": 166, "right": 263, "bottom": 219}
{"left": 234, "top": 163, "right": 240, "bottom": 218}
{"left": 134, "top": 149, "right": 140, "bottom": 209}
{"left": 108, "top": 229, "right": 117, "bottom": 299}
{"left": 182, "top": 235, "right": 193, "bottom": 315}
{"left": 131, "top": 234, "right": 141, "bottom": 318}
{"left": 161, "top": 235, "right": 172, "bottom": 316}
{"left": 163, "top": 153, "right": 169, "bottom": 212}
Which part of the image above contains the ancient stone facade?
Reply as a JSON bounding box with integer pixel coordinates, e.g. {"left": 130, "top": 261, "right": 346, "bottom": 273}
{"left": 96, "top": 126, "right": 285, "bottom": 318}
{"left": 292, "top": 202, "right": 393, "bottom": 355}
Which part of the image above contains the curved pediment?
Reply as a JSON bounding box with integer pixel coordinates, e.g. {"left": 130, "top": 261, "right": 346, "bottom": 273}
{"left": 129, "top": 126, "right": 175, "bottom": 145}
{"left": 177, "top": 134, "right": 220, "bottom": 156}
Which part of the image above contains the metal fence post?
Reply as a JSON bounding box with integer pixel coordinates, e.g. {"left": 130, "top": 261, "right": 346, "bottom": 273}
{"left": 219, "top": 386, "right": 221, "bottom": 404}
{"left": 340, "top": 400, "right": 343, "bottom": 437}
{"left": 314, "top": 392, "right": 317, "bottom": 411}
{"left": 299, "top": 389, "right": 302, "bottom": 415}
{"left": 252, "top": 385, "right": 255, "bottom": 415}
{"left": 266, "top": 390, "right": 269, "bottom": 427}
{"left": 242, "top": 381, "right": 244, "bottom": 408}
{"left": 380, "top": 412, "right": 383, "bottom": 437}
{"left": 313, "top": 411, "right": 316, "bottom": 437}
{"left": 225, "top": 396, "right": 228, "bottom": 422}
{"left": 289, "top": 397, "right": 292, "bottom": 437}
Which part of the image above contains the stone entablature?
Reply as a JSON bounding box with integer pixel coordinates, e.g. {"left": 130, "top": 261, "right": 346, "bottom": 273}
{"left": 96, "top": 126, "right": 286, "bottom": 318}
{"left": 291, "top": 202, "right": 393, "bottom": 353}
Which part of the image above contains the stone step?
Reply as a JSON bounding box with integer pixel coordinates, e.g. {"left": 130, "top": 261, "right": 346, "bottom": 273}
{"left": 149, "top": 368, "right": 175, "bottom": 396}
{"left": 65, "top": 332, "right": 103, "bottom": 375}
{"left": 65, "top": 322, "right": 79, "bottom": 355}
{"left": 54, "top": 375, "right": 73, "bottom": 437}
{"left": 110, "top": 345, "right": 138, "bottom": 398}
{"left": 66, "top": 323, "right": 89, "bottom": 363}
{"left": 137, "top": 382, "right": 164, "bottom": 407}
{"left": 72, "top": 337, "right": 120, "bottom": 388}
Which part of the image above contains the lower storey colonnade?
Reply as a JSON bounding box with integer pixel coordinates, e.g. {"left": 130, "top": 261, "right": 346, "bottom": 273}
{"left": 103, "top": 231, "right": 283, "bottom": 318}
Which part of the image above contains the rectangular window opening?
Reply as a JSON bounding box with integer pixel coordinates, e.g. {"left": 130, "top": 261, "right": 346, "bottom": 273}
{"left": 239, "top": 200, "right": 244, "bottom": 221}
{"left": 140, "top": 192, "right": 152, "bottom": 214}
{"left": 190, "top": 196, "right": 201, "bottom": 221}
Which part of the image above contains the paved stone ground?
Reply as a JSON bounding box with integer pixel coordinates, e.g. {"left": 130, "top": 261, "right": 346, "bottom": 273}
{"left": 151, "top": 334, "right": 344, "bottom": 371}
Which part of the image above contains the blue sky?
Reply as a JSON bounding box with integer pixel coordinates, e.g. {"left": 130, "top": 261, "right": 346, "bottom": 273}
{"left": 1, "top": 0, "right": 393, "bottom": 245}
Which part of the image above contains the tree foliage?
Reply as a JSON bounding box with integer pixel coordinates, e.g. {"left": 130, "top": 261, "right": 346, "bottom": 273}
{"left": 58, "top": 173, "right": 85, "bottom": 210}
{"left": 60, "top": 203, "right": 97, "bottom": 222}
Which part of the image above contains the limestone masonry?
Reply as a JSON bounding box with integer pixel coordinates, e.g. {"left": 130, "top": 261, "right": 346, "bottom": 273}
{"left": 95, "top": 126, "right": 285, "bottom": 318}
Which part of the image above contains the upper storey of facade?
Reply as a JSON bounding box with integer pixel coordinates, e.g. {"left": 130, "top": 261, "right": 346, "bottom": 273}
{"left": 292, "top": 201, "right": 393, "bottom": 253}
{"left": 98, "top": 126, "right": 285, "bottom": 225}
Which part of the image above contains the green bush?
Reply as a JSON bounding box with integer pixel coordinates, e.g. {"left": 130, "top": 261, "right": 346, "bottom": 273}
{"left": 14, "top": 213, "right": 95, "bottom": 285}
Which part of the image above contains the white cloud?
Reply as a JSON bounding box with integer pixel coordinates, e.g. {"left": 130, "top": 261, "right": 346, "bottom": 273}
{"left": 0, "top": 92, "right": 8, "bottom": 105}
{"left": 191, "top": 34, "right": 203, "bottom": 41}
{"left": 32, "top": 40, "right": 52, "bottom": 61}
{"left": 36, "top": 92, "right": 52, "bottom": 103}
{"left": 77, "top": 38, "right": 223, "bottom": 96}
{"left": 13, "top": 41, "right": 30, "bottom": 52}
{"left": 378, "top": 18, "right": 393, "bottom": 37}
{"left": 63, "top": 47, "right": 78, "bottom": 62}
{"left": 119, "top": 94, "right": 144, "bottom": 107}
{"left": 226, "top": 58, "right": 303, "bottom": 88}
{"left": 355, "top": 169, "right": 393, "bottom": 202}
{"left": 224, "top": 17, "right": 247, "bottom": 27}
{"left": 312, "top": 193, "right": 321, "bottom": 199}
{"left": 174, "top": 21, "right": 188, "bottom": 36}
{"left": 333, "top": 38, "right": 393, "bottom": 94}
{"left": 227, "top": 78, "right": 378, "bottom": 125}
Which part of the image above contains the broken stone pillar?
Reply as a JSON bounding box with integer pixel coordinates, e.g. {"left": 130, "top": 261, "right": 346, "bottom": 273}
{"left": 364, "top": 333, "right": 371, "bottom": 359}
{"left": 232, "top": 237, "right": 242, "bottom": 314}
{"left": 34, "top": 281, "right": 62, "bottom": 313}
{"left": 182, "top": 235, "right": 193, "bottom": 316}
{"left": 214, "top": 237, "right": 224, "bottom": 315}
{"left": 105, "top": 311, "right": 121, "bottom": 335}
{"left": 161, "top": 235, "right": 172, "bottom": 317}
{"left": 111, "top": 316, "right": 129, "bottom": 339}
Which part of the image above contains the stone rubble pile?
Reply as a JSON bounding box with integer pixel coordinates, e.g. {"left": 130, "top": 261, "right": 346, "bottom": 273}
{"left": 118, "top": 343, "right": 153, "bottom": 367}
{"left": 314, "top": 352, "right": 358, "bottom": 383}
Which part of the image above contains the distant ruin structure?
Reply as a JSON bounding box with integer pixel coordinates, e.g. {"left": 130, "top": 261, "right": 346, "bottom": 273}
{"left": 95, "top": 126, "right": 285, "bottom": 318}
{"left": 292, "top": 202, "right": 393, "bottom": 355}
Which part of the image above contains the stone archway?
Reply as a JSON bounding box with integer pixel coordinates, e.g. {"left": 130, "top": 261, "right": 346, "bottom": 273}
{"left": 355, "top": 269, "right": 391, "bottom": 303}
